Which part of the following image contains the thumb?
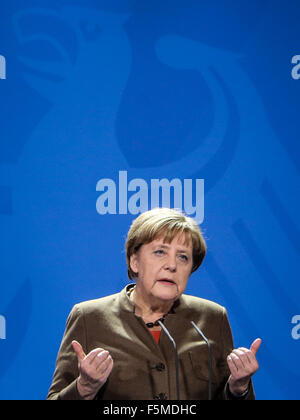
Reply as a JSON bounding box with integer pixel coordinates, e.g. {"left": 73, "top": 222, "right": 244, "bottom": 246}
{"left": 72, "top": 340, "right": 86, "bottom": 361}
{"left": 250, "top": 338, "right": 262, "bottom": 356}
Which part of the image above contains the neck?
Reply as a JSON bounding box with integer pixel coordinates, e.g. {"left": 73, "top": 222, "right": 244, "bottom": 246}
{"left": 131, "top": 286, "right": 174, "bottom": 324}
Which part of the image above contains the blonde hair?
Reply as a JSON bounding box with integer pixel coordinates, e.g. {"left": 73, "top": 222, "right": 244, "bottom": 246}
{"left": 125, "top": 208, "right": 206, "bottom": 280}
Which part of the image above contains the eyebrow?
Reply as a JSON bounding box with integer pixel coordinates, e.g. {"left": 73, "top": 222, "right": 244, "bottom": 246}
{"left": 153, "top": 243, "right": 191, "bottom": 253}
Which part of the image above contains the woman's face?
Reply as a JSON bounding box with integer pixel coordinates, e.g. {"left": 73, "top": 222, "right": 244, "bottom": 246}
{"left": 130, "top": 233, "right": 193, "bottom": 303}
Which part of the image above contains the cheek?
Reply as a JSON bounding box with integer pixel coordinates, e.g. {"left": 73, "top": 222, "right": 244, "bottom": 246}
{"left": 178, "top": 268, "right": 192, "bottom": 286}
{"left": 143, "top": 261, "right": 161, "bottom": 278}
{"left": 134, "top": 257, "right": 158, "bottom": 280}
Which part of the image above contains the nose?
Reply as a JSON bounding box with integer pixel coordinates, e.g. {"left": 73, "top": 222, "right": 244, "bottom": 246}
{"left": 164, "top": 254, "right": 177, "bottom": 272}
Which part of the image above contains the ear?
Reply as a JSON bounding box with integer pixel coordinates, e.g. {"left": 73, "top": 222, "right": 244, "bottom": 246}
{"left": 129, "top": 253, "right": 139, "bottom": 275}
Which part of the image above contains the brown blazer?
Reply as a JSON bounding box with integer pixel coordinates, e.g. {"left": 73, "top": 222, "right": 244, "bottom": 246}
{"left": 47, "top": 284, "right": 254, "bottom": 400}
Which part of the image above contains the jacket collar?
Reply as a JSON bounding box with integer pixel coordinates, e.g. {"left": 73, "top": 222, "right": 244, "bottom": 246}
{"left": 119, "top": 283, "right": 190, "bottom": 315}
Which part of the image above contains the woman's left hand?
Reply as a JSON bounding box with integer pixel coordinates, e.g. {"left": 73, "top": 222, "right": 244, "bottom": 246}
{"left": 227, "top": 338, "right": 262, "bottom": 396}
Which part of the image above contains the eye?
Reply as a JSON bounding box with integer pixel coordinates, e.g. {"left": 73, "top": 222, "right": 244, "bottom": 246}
{"left": 178, "top": 254, "right": 188, "bottom": 262}
{"left": 154, "top": 249, "right": 165, "bottom": 256}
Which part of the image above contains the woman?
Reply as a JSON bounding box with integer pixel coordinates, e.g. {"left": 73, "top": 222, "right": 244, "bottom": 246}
{"left": 47, "top": 208, "right": 261, "bottom": 400}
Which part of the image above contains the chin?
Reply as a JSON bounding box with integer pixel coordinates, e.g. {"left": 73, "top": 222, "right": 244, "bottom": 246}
{"left": 155, "top": 290, "right": 179, "bottom": 302}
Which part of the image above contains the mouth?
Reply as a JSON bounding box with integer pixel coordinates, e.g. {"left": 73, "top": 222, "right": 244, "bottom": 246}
{"left": 157, "top": 279, "right": 176, "bottom": 286}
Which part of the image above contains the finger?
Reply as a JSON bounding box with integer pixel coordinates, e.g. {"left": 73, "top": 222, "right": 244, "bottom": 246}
{"left": 95, "top": 356, "right": 114, "bottom": 384}
{"left": 85, "top": 347, "right": 106, "bottom": 365}
{"left": 227, "top": 354, "right": 239, "bottom": 375}
{"left": 101, "top": 355, "right": 114, "bottom": 379}
{"left": 250, "top": 338, "right": 262, "bottom": 356}
{"left": 104, "top": 355, "right": 114, "bottom": 377}
{"left": 96, "top": 353, "right": 112, "bottom": 374}
{"left": 237, "top": 347, "right": 251, "bottom": 353}
{"left": 94, "top": 350, "right": 110, "bottom": 371}
{"left": 232, "top": 352, "right": 247, "bottom": 370}
{"left": 227, "top": 352, "right": 245, "bottom": 373}
{"left": 72, "top": 340, "right": 86, "bottom": 361}
{"left": 239, "top": 347, "right": 258, "bottom": 364}
{"left": 231, "top": 348, "right": 251, "bottom": 365}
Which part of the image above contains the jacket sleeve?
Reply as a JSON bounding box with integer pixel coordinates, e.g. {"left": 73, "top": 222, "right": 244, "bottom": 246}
{"left": 219, "top": 307, "right": 255, "bottom": 400}
{"left": 47, "top": 305, "right": 87, "bottom": 400}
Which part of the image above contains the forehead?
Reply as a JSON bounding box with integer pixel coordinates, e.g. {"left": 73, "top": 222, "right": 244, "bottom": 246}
{"left": 151, "top": 232, "right": 193, "bottom": 251}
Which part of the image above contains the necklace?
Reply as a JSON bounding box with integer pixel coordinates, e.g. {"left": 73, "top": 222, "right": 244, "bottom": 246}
{"left": 127, "top": 285, "right": 168, "bottom": 328}
{"left": 145, "top": 315, "right": 167, "bottom": 329}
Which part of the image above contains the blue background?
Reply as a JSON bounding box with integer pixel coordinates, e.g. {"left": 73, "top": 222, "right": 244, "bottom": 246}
{"left": 0, "top": 0, "right": 299, "bottom": 400}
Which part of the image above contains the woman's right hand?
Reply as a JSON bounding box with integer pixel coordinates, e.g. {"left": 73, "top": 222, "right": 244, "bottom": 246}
{"left": 72, "top": 340, "right": 114, "bottom": 400}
